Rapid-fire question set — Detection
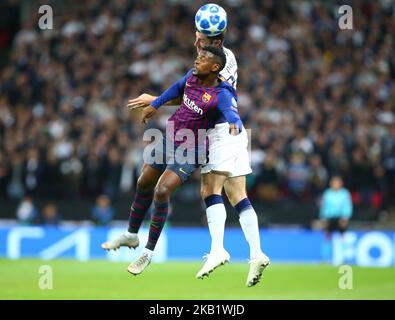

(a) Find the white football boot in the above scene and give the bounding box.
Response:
[101,232,139,251]
[196,249,230,279]
[246,253,270,287]
[127,249,153,275]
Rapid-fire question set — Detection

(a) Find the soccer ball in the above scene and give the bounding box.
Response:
[195,3,227,37]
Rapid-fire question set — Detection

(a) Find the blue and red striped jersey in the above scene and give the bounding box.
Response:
[151,69,242,149]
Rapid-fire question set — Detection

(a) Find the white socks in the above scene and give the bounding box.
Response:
[205,197,264,260]
[206,203,227,254]
[239,208,263,260]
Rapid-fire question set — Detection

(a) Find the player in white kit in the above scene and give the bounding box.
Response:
[193,31,269,287]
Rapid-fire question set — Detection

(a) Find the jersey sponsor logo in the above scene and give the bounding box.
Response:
[202,92,212,103]
[183,93,203,115]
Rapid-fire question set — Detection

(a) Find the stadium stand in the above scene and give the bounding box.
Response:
[0,0,394,226]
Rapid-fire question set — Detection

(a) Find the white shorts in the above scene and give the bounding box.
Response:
[201,123,252,178]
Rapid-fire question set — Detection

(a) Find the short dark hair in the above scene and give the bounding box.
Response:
[207,31,225,45]
[202,45,226,72]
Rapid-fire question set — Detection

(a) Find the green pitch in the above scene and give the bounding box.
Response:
[1,259,394,299]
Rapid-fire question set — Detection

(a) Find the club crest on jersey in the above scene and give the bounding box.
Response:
[202,92,212,103]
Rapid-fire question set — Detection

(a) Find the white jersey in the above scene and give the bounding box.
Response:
[201,45,252,177]
[220,47,238,89]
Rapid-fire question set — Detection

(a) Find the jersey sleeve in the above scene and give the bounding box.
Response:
[151,69,193,109]
[215,90,243,133]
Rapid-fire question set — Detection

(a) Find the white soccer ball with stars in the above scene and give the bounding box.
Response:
[195,3,227,37]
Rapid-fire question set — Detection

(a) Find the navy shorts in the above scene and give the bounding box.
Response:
[147,137,202,183]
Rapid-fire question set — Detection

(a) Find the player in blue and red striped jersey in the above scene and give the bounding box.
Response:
[101,46,242,275]
[123,7,269,287]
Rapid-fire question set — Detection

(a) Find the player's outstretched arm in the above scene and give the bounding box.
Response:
[127,69,193,111]
[127,94,183,110]
[127,93,157,110]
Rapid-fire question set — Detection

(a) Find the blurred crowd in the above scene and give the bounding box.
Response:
[1,0,395,220]
[16,193,114,226]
